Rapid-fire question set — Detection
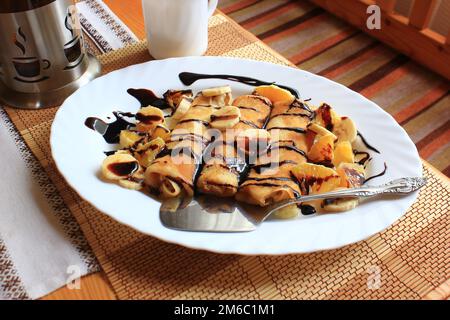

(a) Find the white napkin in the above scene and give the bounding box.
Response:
[0,110,98,299]
[0,0,137,300]
[77,0,139,52]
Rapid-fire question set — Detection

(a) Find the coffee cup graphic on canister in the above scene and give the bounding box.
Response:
[12,57,50,82]
[63,37,84,69]
[63,8,84,69]
[11,27,51,83]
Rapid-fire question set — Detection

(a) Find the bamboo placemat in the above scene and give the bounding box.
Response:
[4,14,449,300]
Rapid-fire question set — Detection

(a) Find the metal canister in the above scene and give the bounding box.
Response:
[0,0,101,109]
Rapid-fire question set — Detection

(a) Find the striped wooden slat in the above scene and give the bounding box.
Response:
[377,0,397,13]
[309,0,450,78]
[409,0,438,30]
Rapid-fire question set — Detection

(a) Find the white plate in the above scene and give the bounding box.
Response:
[51,56,422,255]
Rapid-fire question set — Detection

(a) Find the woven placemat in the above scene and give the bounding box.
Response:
[4,14,449,300]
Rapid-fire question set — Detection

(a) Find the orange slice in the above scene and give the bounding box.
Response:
[308,133,334,164]
[291,163,341,194]
[253,85,295,104]
[333,141,354,167]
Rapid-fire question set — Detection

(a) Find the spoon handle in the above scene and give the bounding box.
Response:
[257,177,427,221]
[297,177,427,203]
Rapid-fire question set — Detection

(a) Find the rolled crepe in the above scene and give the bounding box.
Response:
[236,99,314,206]
[144,92,231,198]
[196,95,272,197]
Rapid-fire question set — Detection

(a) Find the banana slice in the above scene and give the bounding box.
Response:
[136,123,153,133]
[202,86,232,97]
[136,106,164,130]
[119,130,144,149]
[151,124,171,141]
[134,137,165,167]
[322,197,359,212]
[307,123,337,140]
[210,105,241,130]
[308,133,335,165]
[333,117,357,142]
[314,103,341,131]
[114,149,132,155]
[171,97,192,120]
[266,188,293,205]
[163,89,193,108]
[160,196,184,213]
[118,179,142,190]
[160,178,182,198]
[216,92,233,107]
[164,117,178,130]
[118,171,145,190]
[273,204,299,219]
[102,153,139,180]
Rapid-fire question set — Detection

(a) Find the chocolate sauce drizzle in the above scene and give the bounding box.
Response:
[178,72,300,98]
[237,106,260,112]
[268,127,306,134]
[300,204,316,215]
[351,131,385,181]
[267,144,307,159]
[287,99,313,114]
[364,162,388,183]
[354,150,371,167]
[107,161,139,176]
[246,176,292,183]
[357,131,380,154]
[84,111,135,144]
[127,88,170,109]
[135,113,164,124]
[104,150,116,156]
[239,119,259,128]
[84,89,172,144]
[319,104,333,131]
[251,160,297,174]
[177,119,210,126]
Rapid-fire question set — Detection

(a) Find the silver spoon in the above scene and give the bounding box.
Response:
[159,177,426,233]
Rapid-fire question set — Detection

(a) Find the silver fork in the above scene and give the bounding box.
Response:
[159,177,426,233]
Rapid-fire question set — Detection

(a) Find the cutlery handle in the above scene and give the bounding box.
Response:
[298,177,427,203]
[260,177,427,221]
